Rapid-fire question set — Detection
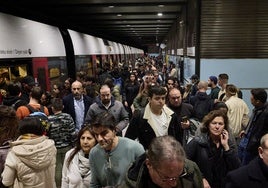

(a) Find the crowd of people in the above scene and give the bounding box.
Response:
[0,55,267,188]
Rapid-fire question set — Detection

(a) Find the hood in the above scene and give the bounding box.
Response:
[11,136,56,169]
[196,92,209,101]
[124,154,147,187]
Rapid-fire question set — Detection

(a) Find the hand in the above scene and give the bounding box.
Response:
[124,101,128,107]
[221,129,230,151]
[239,130,245,138]
[203,178,211,188]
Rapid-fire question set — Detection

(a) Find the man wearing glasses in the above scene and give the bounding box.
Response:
[119,135,203,188]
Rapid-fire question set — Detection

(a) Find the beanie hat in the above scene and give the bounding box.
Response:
[209,76,218,84]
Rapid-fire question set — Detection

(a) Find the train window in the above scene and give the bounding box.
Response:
[0,65,28,83]
[75,56,94,77]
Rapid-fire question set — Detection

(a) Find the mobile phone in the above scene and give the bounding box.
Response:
[182,116,188,123]
[221,131,225,139]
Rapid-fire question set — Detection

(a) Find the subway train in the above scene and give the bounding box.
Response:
[0,12,144,91]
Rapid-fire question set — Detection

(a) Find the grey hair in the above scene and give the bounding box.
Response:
[146,135,186,167]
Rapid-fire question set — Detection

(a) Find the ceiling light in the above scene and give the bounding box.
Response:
[158,5,165,7]
[117,14,122,17]
[108,6,114,8]
[157,13,163,16]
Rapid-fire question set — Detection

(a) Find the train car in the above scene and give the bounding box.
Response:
[0,12,144,93]
[68,29,144,79]
[0,12,67,92]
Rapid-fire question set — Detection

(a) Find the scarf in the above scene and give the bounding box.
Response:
[78,150,90,178]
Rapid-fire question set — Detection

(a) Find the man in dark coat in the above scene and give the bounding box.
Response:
[226,133,268,188]
[62,80,93,133]
[238,88,268,165]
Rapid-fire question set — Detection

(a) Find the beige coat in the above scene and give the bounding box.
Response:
[2,136,57,188]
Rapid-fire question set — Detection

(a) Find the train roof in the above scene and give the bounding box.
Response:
[0,0,186,50]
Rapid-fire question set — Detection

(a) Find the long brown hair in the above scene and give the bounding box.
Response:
[0,105,19,144]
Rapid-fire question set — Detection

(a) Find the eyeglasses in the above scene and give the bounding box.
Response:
[153,167,180,183]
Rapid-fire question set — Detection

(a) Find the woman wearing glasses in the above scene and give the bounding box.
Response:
[119,135,203,188]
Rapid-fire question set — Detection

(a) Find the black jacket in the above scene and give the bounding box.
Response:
[245,103,268,156]
[225,157,268,188]
[190,92,214,121]
[125,105,183,150]
[185,133,241,188]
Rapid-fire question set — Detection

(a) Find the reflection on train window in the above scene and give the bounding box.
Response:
[0,65,27,82]
[49,67,60,78]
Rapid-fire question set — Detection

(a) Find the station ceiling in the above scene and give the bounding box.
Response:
[1,0,187,50]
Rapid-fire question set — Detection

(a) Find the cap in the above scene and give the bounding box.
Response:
[190,74,199,80]
[209,76,218,84]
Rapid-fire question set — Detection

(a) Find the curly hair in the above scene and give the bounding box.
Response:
[200,110,229,133]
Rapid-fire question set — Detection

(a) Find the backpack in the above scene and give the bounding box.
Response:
[26,104,50,135]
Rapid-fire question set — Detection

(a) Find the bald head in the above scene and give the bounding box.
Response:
[197,81,208,91]
[168,88,182,107]
[72,80,83,100]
